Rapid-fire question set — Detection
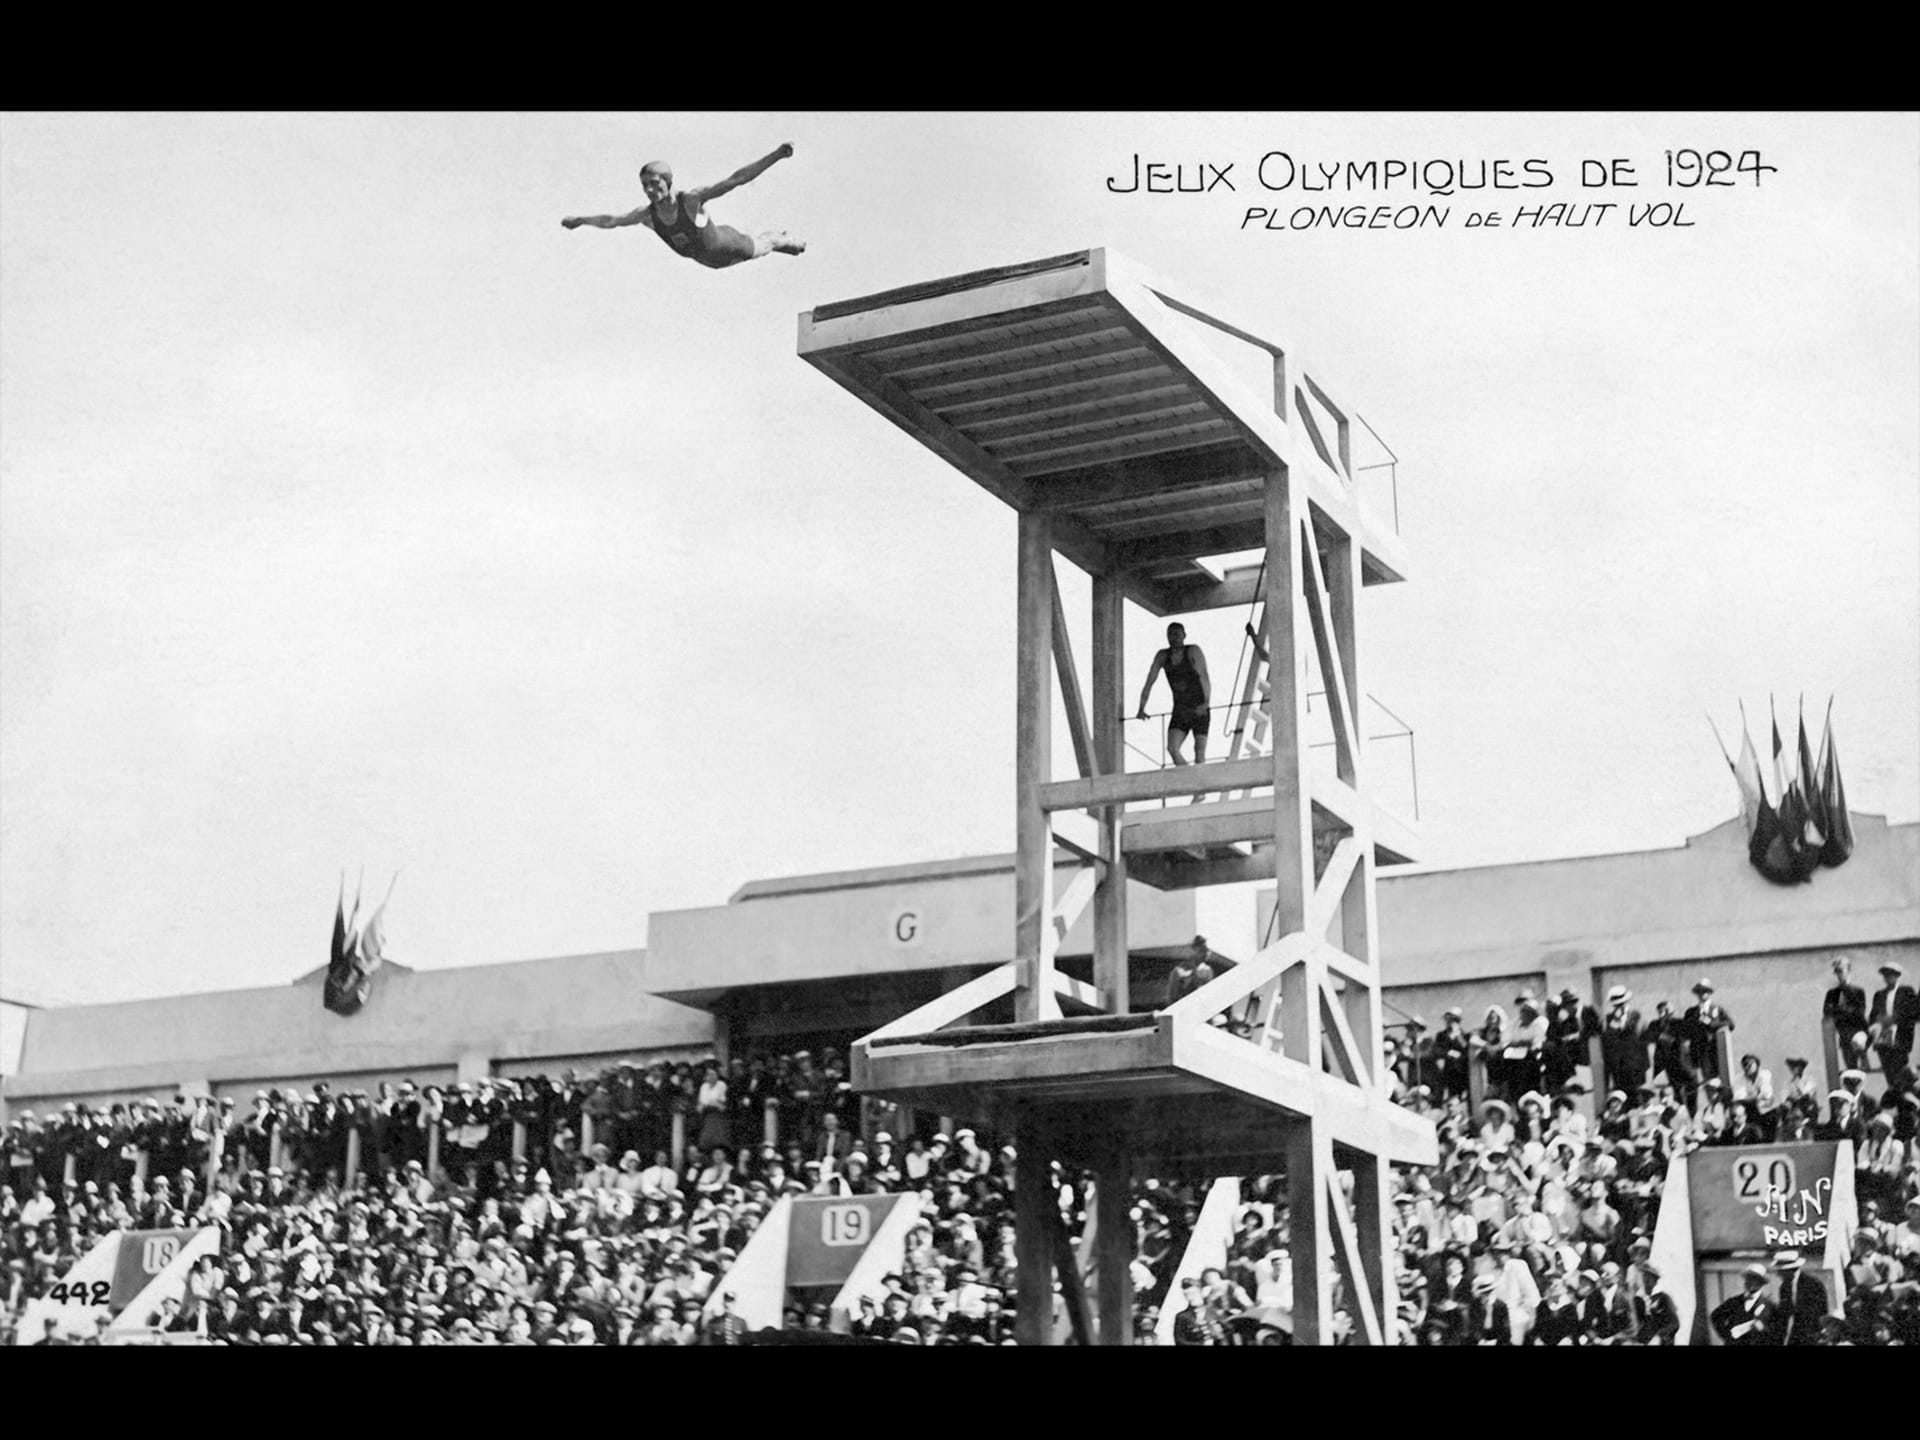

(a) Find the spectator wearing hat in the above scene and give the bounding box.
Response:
[1431,1009,1471,1100]
[1778,1057,1820,1141]
[1857,1112,1908,1210]
[1526,1272,1578,1347]
[1769,1249,1827,1346]
[1643,999,1694,1109]
[1488,1234,1540,1342]
[1597,986,1647,1094]
[1543,987,1596,1095]
[1466,1272,1510,1345]
[1634,1262,1680,1345]
[1867,961,1918,1085]
[1823,956,1871,1071]
[1507,996,1549,1100]
[1736,1053,1779,1137]
[1681,978,1735,1090]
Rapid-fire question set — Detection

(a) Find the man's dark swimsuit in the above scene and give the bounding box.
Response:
[1166,646,1209,736]
[650,195,758,270]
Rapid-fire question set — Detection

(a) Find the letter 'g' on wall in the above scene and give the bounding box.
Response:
[889,908,922,948]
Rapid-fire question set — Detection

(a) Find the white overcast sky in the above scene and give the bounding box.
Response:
[3,111,1916,1005]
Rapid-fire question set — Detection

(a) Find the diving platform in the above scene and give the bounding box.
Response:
[801,248,1434,1347]
[799,248,1408,617]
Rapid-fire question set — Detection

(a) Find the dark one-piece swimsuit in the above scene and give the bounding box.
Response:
[650,195,758,269]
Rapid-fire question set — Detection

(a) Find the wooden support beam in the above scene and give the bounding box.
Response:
[1092,1137,1133,1344]
[1091,572,1128,1015]
[1299,521,1359,783]
[832,354,1116,584]
[1028,442,1263,514]
[932,358,1176,423]
[1120,804,1270,854]
[860,963,1017,1045]
[1040,755,1272,811]
[1156,570,1264,614]
[1326,1166,1384,1346]
[1014,1112,1056,1347]
[1162,933,1311,1026]
[1048,1196,1095,1345]
[1050,570,1095,780]
[873,309,1127,382]
[1307,836,1360,941]
[1319,977,1368,1088]
[1016,513,1056,1024]
[1111,518,1268,571]
[1347,1149,1397,1344]
[1265,466,1316,977]
[1287,1123,1333,1346]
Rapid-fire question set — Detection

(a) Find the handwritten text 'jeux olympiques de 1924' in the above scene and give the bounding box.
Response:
[1105,150,1778,232]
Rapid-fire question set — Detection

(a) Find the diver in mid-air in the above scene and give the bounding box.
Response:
[562,144,806,268]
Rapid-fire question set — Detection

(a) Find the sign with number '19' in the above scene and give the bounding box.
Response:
[1687,1141,1842,1254]
[785,1195,897,1288]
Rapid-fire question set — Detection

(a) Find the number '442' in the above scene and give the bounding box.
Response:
[47,1280,113,1306]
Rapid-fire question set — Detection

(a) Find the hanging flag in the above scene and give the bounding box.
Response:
[1735,703,1767,836]
[1819,703,1854,868]
[1748,783,1803,886]
[1797,701,1827,848]
[1769,698,1789,808]
[1648,1146,1697,1344]
[324,871,369,1017]
[358,873,399,982]
[1708,715,1762,838]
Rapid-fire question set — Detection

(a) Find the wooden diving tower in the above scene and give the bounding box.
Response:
[798,248,1436,1345]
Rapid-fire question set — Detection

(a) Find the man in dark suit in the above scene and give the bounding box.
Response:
[1432,1008,1472,1100]
[1581,1261,1639,1345]
[1466,1274,1511,1345]
[1867,961,1918,1085]
[1768,1250,1828,1347]
[1636,1262,1681,1345]
[1823,956,1870,1071]
[1710,1263,1775,1346]
[1681,978,1736,1087]
[1646,1001,1695,1110]
[1598,985,1647,1094]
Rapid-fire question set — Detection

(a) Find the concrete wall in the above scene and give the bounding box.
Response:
[1364,814,1918,1085]
[6,950,714,1113]
[645,855,1217,1004]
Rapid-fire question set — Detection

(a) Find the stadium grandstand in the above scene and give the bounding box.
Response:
[5,813,1915,1345]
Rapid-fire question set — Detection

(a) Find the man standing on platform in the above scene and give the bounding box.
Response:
[1646,1001,1694,1110]
[1682,979,1735,1091]
[1597,986,1647,1096]
[1432,1008,1472,1101]
[1137,623,1213,769]
[1867,962,1918,1085]
[1824,956,1871,1072]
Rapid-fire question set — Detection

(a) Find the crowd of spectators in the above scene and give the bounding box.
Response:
[3,956,1915,1346]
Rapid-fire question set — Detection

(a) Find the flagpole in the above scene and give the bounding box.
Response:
[1705,714,1735,768]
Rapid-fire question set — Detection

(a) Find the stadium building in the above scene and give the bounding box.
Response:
[5,811,1914,1123]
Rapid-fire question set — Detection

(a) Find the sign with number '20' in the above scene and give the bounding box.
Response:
[1688,1142,1841,1254]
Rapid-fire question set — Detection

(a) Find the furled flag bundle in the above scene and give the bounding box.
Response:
[1709,697,1853,886]
[325,870,398,1016]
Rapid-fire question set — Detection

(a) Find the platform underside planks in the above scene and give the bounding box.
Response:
[798,249,1407,618]
[856,1010,1435,1168]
